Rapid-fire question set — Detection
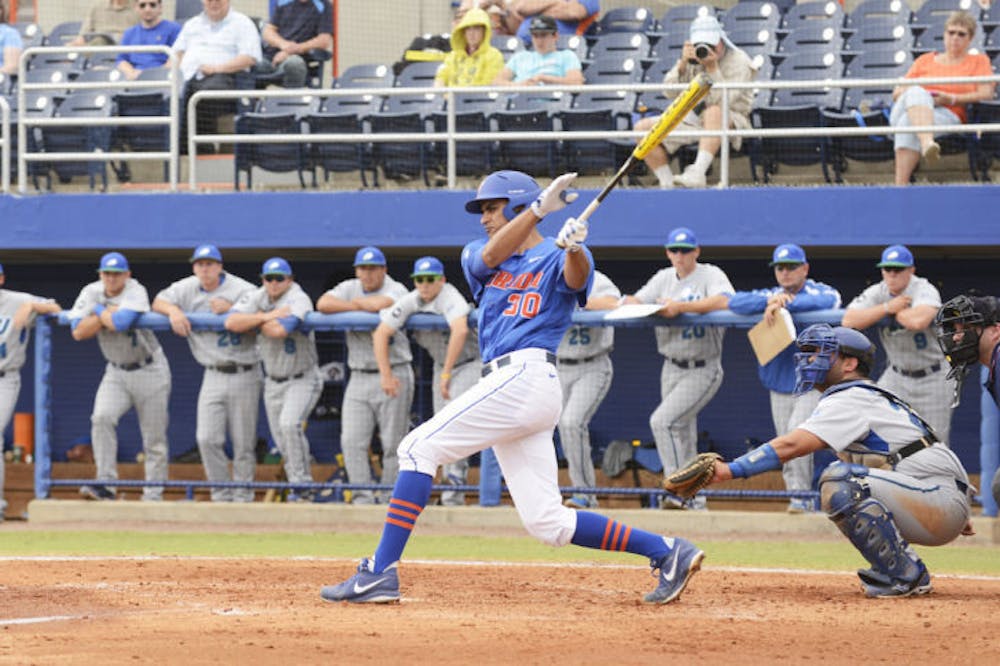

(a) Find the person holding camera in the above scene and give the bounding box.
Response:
[635,15,756,189]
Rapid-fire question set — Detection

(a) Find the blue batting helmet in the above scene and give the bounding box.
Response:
[464,170,541,221]
[794,324,875,394]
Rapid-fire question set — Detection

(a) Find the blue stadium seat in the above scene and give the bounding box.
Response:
[493,89,567,179]
[394,61,443,88]
[721,2,783,35]
[0,72,11,95]
[44,21,82,46]
[595,7,658,35]
[842,19,915,57]
[843,0,912,30]
[113,68,174,183]
[368,92,443,185]
[654,4,718,44]
[175,0,202,22]
[40,91,114,190]
[14,21,44,49]
[3,91,53,189]
[780,1,845,33]
[305,94,379,188]
[586,32,651,63]
[969,100,1000,181]
[555,34,589,63]
[643,49,681,81]
[726,23,780,58]
[336,63,394,89]
[776,23,845,56]
[560,88,636,174]
[911,0,977,29]
[234,94,320,190]
[430,91,506,177]
[491,34,523,61]
[582,55,643,85]
[913,16,987,56]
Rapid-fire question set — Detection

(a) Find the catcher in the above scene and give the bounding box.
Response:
[665,324,974,598]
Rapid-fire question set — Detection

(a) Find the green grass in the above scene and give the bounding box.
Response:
[2,531,998,576]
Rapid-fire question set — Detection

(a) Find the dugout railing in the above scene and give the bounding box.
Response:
[32,309,845,506]
[0,94,10,194]
[184,73,1000,190]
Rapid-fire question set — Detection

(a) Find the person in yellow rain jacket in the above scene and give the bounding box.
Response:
[435,7,505,87]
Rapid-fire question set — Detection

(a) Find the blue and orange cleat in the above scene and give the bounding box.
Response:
[320,558,400,604]
[643,537,705,604]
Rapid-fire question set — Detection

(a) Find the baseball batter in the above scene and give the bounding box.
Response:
[935,293,1000,513]
[698,324,973,597]
[0,263,62,518]
[225,258,321,498]
[727,244,842,513]
[623,227,734,510]
[68,252,172,501]
[842,245,953,444]
[321,170,704,605]
[557,269,620,510]
[316,247,412,505]
[374,256,481,506]
[153,245,260,502]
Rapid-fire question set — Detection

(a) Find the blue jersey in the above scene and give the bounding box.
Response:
[728,278,841,393]
[986,343,1000,407]
[461,237,593,363]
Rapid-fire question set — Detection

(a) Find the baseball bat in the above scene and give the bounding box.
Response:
[556,73,714,247]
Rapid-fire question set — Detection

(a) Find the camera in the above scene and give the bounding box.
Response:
[694,43,712,60]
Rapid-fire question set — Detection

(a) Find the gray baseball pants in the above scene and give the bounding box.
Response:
[197,367,262,502]
[264,370,322,487]
[434,361,481,506]
[770,390,820,496]
[557,354,613,504]
[0,373,20,514]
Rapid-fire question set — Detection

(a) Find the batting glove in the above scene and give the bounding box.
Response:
[530,172,579,218]
[556,216,589,251]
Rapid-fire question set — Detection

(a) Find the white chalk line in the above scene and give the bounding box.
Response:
[1,555,999,581]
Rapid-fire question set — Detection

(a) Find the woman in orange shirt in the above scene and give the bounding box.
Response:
[890,11,995,185]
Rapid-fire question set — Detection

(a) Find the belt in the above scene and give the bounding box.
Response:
[482,349,557,377]
[559,351,609,366]
[208,363,256,374]
[112,356,153,371]
[956,478,970,495]
[892,363,941,379]
[0,371,5,378]
[268,371,306,383]
[351,362,409,374]
[887,435,938,466]
[668,357,707,369]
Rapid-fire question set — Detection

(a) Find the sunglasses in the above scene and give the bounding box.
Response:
[881,266,907,273]
[263,274,288,282]
[667,247,695,254]
[774,264,803,272]
[413,275,440,284]
[137,1,159,7]
[946,29,970,38]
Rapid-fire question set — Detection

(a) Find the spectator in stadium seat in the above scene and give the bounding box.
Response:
[492,14,583,87]
[116,0,181,80]
[890,11,996,185]
[0,0,22,75]
[456,1,524,37]
[172,0,261,152]
[635,14,755,189]
[435,6,505,87]
[71,0,135,46]
[257,0,334,89]
[512,0,599,47]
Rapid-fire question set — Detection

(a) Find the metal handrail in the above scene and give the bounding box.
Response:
[187,73,1000,189]
[0,96,9,194]
[16,44,179,193]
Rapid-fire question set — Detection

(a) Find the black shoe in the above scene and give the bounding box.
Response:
[171,447,202,463]
[79,484,115,500]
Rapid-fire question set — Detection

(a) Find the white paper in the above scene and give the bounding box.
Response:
[603,303,663,321]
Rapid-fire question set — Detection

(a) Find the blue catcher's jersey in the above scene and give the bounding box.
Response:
[461,237,593,363]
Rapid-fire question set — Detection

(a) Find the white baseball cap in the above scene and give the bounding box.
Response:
[689,15,724,45]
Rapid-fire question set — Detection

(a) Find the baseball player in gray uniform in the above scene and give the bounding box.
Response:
[225,257,321,499]
[0,263,62,518]
[623,227,733,510]
[842,245,953,444]
[316,246,412,504]
[153,245,260,502]
[68,252,172,501]
[374,256,480,506]
[558,269,620,510]
[699,325,973,597]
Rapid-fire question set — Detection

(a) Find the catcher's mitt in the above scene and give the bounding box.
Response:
[662,453,722,499]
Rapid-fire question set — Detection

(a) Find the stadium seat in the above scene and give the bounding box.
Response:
[555,34,589,63]
[430,91,505,178]
[175,0,203,22]
[234,95,320,190]
[0,72,11,95]
[726,23,780,59]
[394,61,443,88]
[913,17,987,56]
[27,48,86,74]
[911,0,978,29]
[44,21,82,46]
[493,90,567,178]
[14,21,44,49]
[2,91,53,189]
[750,50,843,183]
[842,19,915,57]
[582,55,643,86]
[560,88,636,175]
[968,100,1000,181]
[776,23,845,56]
[304,94,379,188]
[657,4,718,42]
[21,65,77,103]
[39,90,114,191]
[780,0,845,33]
[491,34,523,60]
[586,32,651,63]
[336,63,394,89]
[113,68,174,183]
[368,92,443,185]
[720,2,783,35]
[843,0,912,30]
[595,7,658,35]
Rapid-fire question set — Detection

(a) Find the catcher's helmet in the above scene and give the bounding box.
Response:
[794,324,876,394]
[936,294,999,378]
[464,170,541,221]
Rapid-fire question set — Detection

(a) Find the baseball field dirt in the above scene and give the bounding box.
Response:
[3,557,1000,664]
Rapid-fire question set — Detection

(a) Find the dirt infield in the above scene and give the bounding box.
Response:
[2,558,999,664]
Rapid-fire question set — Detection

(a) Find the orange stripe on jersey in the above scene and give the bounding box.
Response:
[385,517,414,530]
[392,498,424,513]
[609,521,624,551]
[600,519,614,550]
[617,526,632,552]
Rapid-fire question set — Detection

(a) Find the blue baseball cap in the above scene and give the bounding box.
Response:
[98,252,129,273]
[261,257,292,276]
[411,256,444,278]
[665,227,698,249]
[0,263,4,274]
[769,243,807,266]
[190,244,223,263]
[353,246,386,267]
[876,244,914,268]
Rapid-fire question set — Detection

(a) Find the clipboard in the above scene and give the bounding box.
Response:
[747,308,796,366]
[603,303,662,321]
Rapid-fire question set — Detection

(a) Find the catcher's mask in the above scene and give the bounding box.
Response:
[794,324,875,394]
[936,294,998,380]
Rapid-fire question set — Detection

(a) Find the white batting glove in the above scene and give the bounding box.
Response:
[556,216,588,251]
[530,172,579,218]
